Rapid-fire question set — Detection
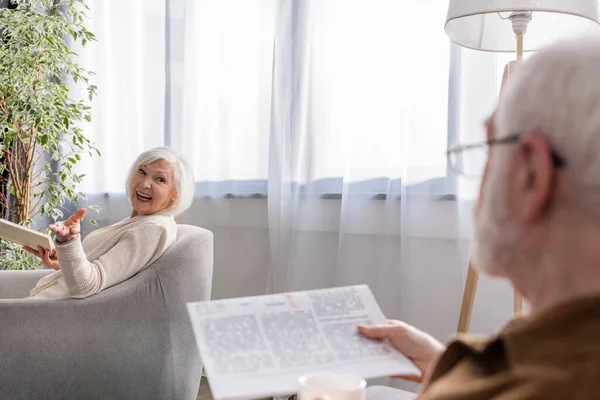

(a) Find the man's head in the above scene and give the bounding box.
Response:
[473,36,600,287]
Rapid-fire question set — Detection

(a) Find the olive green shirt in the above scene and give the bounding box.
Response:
[418,295,600,399]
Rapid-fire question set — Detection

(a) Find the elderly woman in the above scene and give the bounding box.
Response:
[23,146,194,299]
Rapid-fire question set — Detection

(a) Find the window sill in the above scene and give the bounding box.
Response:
[206,193,457,201]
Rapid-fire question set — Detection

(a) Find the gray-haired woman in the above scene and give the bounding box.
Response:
[23,146,195,299]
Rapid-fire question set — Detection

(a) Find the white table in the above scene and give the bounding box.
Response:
[366,386,416,400]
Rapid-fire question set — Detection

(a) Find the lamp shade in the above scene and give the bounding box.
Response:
[445,0,600,52]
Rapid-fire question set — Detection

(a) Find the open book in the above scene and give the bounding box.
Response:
[0,218,54,251]
[187,285,420,400]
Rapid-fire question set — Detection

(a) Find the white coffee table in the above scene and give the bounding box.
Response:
[366,386,416,400]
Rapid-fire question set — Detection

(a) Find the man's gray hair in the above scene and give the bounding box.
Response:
[496,35,600,209]
[125,147,195,217]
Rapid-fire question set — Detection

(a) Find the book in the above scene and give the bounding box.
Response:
[0,218,54,251]
[187,285,420,400]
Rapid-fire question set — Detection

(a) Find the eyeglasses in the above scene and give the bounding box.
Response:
[447,133,566,178]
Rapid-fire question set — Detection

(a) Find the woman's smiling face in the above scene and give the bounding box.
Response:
[129,159,177,217]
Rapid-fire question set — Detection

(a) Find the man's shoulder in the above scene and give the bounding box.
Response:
[419,343,584,400]
[420,314,600,400]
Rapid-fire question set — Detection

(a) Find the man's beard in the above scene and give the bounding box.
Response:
[472,163,520,277]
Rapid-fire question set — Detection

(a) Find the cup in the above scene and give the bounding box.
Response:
[298,373,366,400]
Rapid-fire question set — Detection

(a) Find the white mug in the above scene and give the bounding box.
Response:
[297,373,366,400]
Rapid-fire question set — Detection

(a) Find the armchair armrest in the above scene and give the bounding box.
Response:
[0,275,174,399]
[0,269,53,299]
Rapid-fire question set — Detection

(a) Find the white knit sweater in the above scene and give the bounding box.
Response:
[29,214,177,299]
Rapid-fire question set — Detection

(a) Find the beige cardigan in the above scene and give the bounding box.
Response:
[29,214,177,299]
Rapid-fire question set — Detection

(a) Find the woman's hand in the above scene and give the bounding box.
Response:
[23,245,60,271]
[49,208,86,244]
[359,320,446,383]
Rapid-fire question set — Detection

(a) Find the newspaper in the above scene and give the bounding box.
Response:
[187,285,420,400]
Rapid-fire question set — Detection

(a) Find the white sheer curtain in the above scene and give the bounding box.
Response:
[265,0,454,319]
[77,0,515,337]
[78,0,166,194]
[74,0,168,225]
[174,0,274,195]
[176,0,459,321]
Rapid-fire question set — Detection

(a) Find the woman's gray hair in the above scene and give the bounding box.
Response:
[125,147,195,217]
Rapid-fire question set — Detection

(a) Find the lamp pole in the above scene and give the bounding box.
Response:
[509,11,532,60]
[507,11,532,314]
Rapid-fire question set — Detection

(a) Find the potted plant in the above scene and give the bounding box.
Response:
[0,0,100,270]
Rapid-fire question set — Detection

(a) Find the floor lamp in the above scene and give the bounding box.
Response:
[444,0,600,333]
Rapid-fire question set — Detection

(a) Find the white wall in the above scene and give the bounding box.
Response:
[84,195,515,340]
[81,195,514,393]
[185,198,514,393]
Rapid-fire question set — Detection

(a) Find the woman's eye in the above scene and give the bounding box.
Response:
[138,169,146,175]
[156,177,165,183]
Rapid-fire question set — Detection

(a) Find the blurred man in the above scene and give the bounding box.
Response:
[361,36,600,399]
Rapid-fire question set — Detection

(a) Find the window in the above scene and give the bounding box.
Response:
[174,0,454,199]
[78,1,460,199]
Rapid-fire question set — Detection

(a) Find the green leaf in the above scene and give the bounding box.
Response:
[0,0,101,267]
[89,219,97,226]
